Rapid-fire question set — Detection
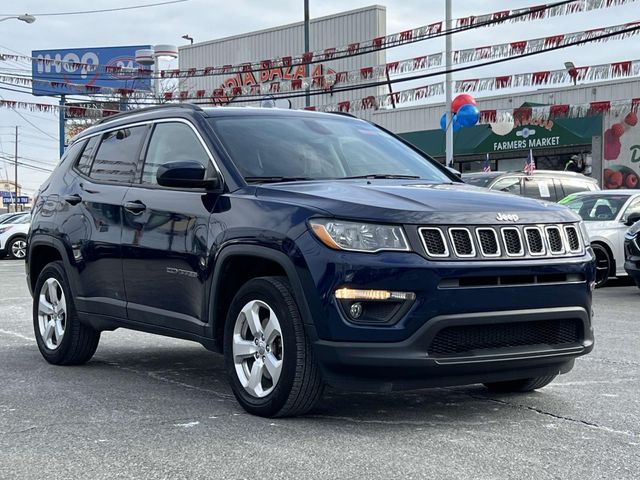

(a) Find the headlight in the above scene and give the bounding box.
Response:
[309,219,410,253]
[578,221,590,244]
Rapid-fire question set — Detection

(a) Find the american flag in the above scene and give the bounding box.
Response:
[482,153,491,172]
[524,149,536,175]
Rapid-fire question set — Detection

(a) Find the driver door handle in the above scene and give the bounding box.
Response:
[124,200,147,214]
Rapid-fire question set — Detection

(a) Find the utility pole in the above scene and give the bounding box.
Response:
[304,0,310,108]
[14,126,18,213]
[445,0,454,168]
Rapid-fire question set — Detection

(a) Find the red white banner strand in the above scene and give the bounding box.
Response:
[0,100,119,118]
[0,75,149,96]
[305,59,640,114]
[0,0,636,78]
[170,21,640,101]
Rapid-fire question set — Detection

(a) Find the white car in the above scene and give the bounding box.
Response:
[560,190,640,287]
[0,213,31,260]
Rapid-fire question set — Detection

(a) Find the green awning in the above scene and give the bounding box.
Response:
[399,115,602,159]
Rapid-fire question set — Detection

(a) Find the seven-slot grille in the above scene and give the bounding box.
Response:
[418,224,583,260]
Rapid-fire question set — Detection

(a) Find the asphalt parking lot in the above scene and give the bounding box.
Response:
[0,260,638,479]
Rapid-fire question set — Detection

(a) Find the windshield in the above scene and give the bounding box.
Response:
[208,115,451,183]
[561,194,630,221]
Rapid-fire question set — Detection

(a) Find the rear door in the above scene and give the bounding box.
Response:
[121,119,217,334]
[61,125,147,319]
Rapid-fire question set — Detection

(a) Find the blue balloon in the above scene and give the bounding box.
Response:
[452,114,462,132]
[457,103,480,127]
[440,113,447,130]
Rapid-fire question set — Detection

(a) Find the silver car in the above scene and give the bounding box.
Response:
[560,190,640,287]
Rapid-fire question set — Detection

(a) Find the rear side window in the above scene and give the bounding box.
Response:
[522,177,556,201]
[89,126,147,183]
[75,136,100,175]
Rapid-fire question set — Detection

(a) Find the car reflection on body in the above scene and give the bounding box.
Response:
[624,219,640,290]
[559,190,640,287]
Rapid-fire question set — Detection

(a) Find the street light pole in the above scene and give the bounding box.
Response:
[445,0,454,168]
[14,126,18,213]
[304,0,310,108]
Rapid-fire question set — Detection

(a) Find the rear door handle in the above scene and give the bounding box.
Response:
[124,201,147,214]
[63,194,82,206]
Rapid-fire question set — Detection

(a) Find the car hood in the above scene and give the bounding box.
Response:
[255,180,579,224]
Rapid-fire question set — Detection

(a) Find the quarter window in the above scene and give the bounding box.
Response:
[75,136,99,175]
[141,122,211,185]
[89,126,147,183]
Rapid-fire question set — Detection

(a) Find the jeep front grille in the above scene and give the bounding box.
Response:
[418,224,583,260]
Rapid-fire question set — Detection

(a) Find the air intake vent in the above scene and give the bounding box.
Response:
[502,228,524,256]
[564,226,581,252]
[449,228,475,257]
[476,228,500,256]
[419,228,448,257]
[525,227,545,255]
[546,227,564,253]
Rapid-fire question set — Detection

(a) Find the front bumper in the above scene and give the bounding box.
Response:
[311,306,593,391]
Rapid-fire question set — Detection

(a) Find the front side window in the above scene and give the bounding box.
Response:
[208,115,450,182]
[622,197,640,221]
[89,126,147,184]
[141,122,211,185]
[491,177,522,196]
[563,194,631,221]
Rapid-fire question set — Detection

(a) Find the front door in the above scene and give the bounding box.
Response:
[121,120,217,334]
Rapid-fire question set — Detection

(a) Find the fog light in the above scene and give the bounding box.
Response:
[334,288,416,301]
[349,302,363,319]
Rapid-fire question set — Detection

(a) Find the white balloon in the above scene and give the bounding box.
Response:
[490,119,514,136]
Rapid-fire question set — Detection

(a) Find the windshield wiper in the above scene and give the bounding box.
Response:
[342,174,421,180]
[244,176,315,184]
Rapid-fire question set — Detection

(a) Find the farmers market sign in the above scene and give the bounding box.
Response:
[483,122,585,153]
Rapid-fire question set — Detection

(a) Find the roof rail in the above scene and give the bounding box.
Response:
[327,111,357,119]
[94,103,204,125]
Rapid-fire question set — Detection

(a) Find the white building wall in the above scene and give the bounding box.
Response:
[179,6,386,110]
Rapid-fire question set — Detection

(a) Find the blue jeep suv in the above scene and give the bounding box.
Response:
[27,105,595,417]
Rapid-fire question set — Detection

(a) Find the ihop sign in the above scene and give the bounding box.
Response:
[31,45,152,96]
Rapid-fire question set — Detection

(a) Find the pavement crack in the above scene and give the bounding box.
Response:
[450,389,638,439]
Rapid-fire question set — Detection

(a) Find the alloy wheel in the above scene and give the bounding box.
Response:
[37,278,67,350]
[232,299,284,398]
[11,239,27,259]
[592,244,610,288]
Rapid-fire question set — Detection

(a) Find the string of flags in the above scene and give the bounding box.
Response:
[0,0,636,80]
[304,59,640,114]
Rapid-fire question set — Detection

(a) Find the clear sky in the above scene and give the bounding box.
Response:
[0,0,638,193]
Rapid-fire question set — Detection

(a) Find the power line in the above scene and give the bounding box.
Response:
[0,0,189,17]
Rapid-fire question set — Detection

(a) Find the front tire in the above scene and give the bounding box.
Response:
[33,261,100,365]
[483,375,557,393]
[224,276,323,418]
[591,243,611,288]
[7,236,27,260]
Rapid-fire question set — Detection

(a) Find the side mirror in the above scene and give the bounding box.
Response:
[624,212,640,227]
[156,161,222,191]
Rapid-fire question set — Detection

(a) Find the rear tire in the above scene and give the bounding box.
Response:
[33,261,100,365]
[591,243,611,288]
[483,375,557,393]
[7,236,27,260]
[224,276,323,418]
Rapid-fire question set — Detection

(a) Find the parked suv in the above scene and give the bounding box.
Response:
[462,170,599,202]
[28,105,595,417]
